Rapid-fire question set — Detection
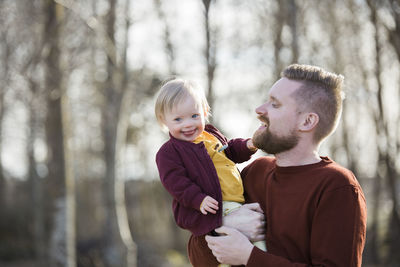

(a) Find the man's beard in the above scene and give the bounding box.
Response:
[253,116,299,154]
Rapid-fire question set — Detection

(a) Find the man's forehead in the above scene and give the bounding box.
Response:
[268,78,302,97]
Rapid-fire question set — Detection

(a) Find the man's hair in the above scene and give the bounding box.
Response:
[154,78,210,130]
[282,64,344,143]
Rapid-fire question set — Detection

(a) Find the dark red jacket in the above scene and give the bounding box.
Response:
[155,124,255,236]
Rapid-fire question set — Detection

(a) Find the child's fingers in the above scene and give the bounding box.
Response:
[207,196,218,204]
[200,206,207,215]
[205,205,217,214]
[200,196,219,215]
[208,201,219,210]
[206,202,219,214]
[210,198,218,205]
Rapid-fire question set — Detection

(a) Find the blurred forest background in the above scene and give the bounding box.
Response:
[0,0,399,266]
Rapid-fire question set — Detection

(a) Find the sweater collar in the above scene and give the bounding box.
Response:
[275,156,332,174]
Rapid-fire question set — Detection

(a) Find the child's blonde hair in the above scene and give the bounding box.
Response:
[155,78,210,130]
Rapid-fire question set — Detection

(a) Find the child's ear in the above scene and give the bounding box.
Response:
[299,112,319,132]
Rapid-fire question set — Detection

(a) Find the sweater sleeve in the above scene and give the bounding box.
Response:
[246,184,367,267]
[156,144,207,211]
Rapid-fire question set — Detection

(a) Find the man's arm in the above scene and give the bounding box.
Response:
[204,203,265,265]
[206,227,254,265]
[222,203,265,242]
[206,185,367,266]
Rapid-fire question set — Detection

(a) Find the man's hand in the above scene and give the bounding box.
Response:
[223,203,265,241]
[205,226,254,265]
[200,196,219,215]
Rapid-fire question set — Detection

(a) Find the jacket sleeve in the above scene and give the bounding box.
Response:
[205,124,255,163]
[156,144,207,211]
[247,184,367,267]
[225,138,255,163]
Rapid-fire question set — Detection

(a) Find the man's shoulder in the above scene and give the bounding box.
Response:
[318,158,360,189]
[242,156,276,175]
[251,156,276,166]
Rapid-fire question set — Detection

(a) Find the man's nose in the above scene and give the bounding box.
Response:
[255,103,267,115]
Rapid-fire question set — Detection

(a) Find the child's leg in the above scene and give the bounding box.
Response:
[188,234,220,267]
[253,240,267,251]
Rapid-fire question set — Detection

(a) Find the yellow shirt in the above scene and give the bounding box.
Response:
[194,131,245,203]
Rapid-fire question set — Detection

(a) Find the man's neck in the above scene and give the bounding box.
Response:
[274,143,321,167]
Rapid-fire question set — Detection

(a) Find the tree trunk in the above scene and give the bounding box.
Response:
[27,80,47,267]
[202,0,217,123]
[102,0,130,266]
[115,84,138,267]
[43,1,76,266]
[273,0,285,79]
[367,0,400,264]
[113,0,137,265]
[288,0,298,63]
[155,0,176,75]
[0,9,10,211]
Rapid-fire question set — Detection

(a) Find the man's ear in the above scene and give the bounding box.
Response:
[299,112,319,132]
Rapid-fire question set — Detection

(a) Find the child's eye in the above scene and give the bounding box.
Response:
[192,114,199,118]
[174,118,181,122]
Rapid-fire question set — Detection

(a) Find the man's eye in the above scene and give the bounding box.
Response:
[272,103,279,108]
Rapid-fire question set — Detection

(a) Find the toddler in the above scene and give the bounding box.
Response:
[155,78,266,266]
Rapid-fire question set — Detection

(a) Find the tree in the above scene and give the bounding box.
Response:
[367,0,400,264]
[101,0,137,266]
[154,0,177,75]
[42,0,76,266]
[0,0,9,213]
[202,0,218,123]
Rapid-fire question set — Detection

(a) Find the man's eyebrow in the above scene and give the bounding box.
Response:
[269,95,280,102]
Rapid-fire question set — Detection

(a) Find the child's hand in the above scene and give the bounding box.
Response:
[200,196,219,215]
[247,139,258,152]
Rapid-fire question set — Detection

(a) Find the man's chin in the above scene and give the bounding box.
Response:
[252,135,265,151]
[252,128,268,146]
[252,130,299,155]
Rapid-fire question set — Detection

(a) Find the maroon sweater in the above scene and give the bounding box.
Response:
[188,156,367,267]
[155,124,255,236]
[243,156,367,266]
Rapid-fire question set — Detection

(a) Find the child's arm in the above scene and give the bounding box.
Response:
[200,195,219,215]
[156,145,207,211]
[225,137,258,163]
[205,124,256,163]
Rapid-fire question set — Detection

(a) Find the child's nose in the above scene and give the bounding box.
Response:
[183,119,192,127]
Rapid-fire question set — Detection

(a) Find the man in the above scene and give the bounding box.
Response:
[192,64,367,266]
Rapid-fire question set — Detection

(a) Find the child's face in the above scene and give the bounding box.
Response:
[163,96,206,142]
